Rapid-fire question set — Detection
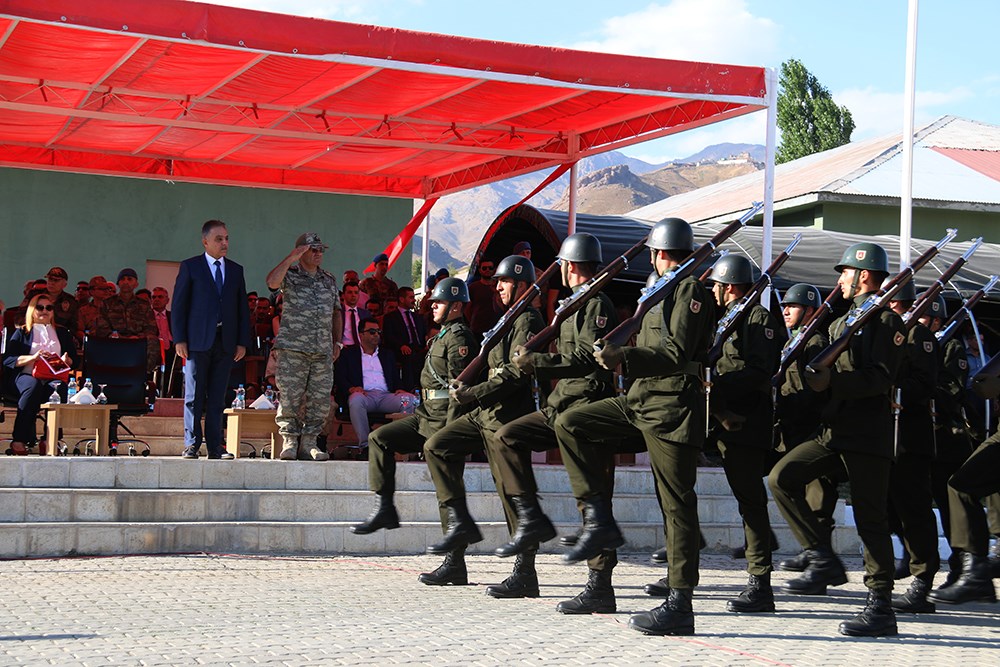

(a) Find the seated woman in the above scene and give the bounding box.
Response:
[2,293,79,454]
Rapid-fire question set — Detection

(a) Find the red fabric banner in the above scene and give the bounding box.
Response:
[364,197,439,274]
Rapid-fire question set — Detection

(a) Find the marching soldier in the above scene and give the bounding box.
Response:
[497,232,624,614]
[885,284,941,613]
[768,242,905,637]
[349,278,478,587]
[705,254,782,612]
[421,255,545,595]
[555,217,714,636]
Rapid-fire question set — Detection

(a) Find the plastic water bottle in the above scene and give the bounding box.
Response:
[264,385,275,405]
[67,377,78,402]
[232,384,246,410]
[412,389,422,409]
[84,378,93,393]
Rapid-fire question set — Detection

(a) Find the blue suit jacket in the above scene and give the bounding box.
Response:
[171,255,251,353]
[334,345,401,397]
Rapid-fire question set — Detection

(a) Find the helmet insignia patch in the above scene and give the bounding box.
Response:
[596,316,607,328]
[514,264,523,274]
[458,346,468,357]
[718,265,727,276]
[893,331,905,346]
[855,250,867,261]
[451,286,459,296]
[923,341,933,354]
[690,299,701,313]
[807,291,816,301]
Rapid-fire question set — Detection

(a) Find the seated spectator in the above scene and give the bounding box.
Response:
[44,266,79,333]
[75,281,90,303]
[94,268,159,373]
[334,317,414,452]
[77,275,111,340]
[342,270,368,309]
[366,297,383,324]
[253,296,274,341]
[2,294,79,454]
[135,288,152,303]
[383,294,399,318]
[247,291,258,313]
[383,286,426,392]
[360,253,399,304]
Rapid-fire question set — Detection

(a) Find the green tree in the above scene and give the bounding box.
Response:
[776,59,855,164]
[412,257,422,290]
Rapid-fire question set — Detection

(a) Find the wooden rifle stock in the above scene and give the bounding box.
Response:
[599,200,764,349]
[807,229,956,372]
[903,238,983,330]
[934,275,999,346]
[522,236,649,354]
[771,287,839,387]
[706,234,802,366]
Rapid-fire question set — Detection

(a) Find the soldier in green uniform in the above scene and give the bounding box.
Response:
[492,232,622,614]
[884,285,941,613]
[265,233,343,462]
[768,242,905,637]
[95,267,159,372]
[555,217,714,636]
[350,278,478,582]
[705,254,782,613]
[774,284,843,574]
[421,255,544,593]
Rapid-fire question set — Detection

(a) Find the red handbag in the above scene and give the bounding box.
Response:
[31,352,71,383]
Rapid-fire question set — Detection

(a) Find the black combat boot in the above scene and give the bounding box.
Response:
[559,527,582,547]
[893,546,911,580]
[778,549,811,572]
[562,496,624,564]
[495,495,557,557]
[838,589,898,637]
[784,547,848,595]
[892,576,936,613]
[651,547,668,564]
[417,548,469,586]
[349,494,400,534]
[989,540,1000,578]
[485,550,540,598]
[938,551,963,589]
[629,588,695,636]
[727,573,776,613]
[426,498,483,554]
[644,576,670,597]
[556,567,616,614]
[928,552,998,605]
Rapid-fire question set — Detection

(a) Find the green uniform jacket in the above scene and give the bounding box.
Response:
[712,302,782,449]
[935,337,972,462]
[777,327,828,450]
[415,317,479,439]
[822,293,905,459]
[896,323,938,458]
[533,289,617,424]
[467,307,544,431]
[620,275,714,445]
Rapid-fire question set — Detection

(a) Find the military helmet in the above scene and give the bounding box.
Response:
[429,277,470,303]
[893,279,917,302]
[647,217,694,252]
[781,283,822,308]
[707,254,754,285]
[834,242,889,273]
[558,233,602,263]
[917,291,948,319]
[494,255,536,282]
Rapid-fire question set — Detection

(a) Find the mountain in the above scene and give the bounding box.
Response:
[679,143,766,163]
[550,165,670,215]
[411,236,462,272]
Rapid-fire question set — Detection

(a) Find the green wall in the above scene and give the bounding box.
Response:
[0,168,413,307]
[800,200,1000,243]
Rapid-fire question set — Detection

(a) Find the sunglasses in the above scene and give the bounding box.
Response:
[363,328,381,335]
[35,304,54,312]
[480,266,495,272]
[309,245,325,253]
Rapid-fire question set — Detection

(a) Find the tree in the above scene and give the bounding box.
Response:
[776,59,855,164]
[412,257,422,290]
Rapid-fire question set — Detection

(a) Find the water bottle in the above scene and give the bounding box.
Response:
[412,389,422,409]
[264,385,275,405]
[232,384,246,410]
[84,377,93,393]
[67,377,78,402]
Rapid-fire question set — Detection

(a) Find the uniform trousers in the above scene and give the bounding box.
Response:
[718,440,773,576]
[367,413,425,498]
[555,396,701,590]
[275,349,333,438]
[769,434,895,592]
[887,451,940,581]
[947,433,1000,556]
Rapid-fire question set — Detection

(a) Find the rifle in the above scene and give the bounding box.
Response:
[706,233,802,366]
[806,229,956,373]
[520,235,649,354]
[772,287,839,387]
[934,275,999,346]
[598,200,764,349]
[454,259,561,385]
[903,238,983,329]
[699,249,728,282]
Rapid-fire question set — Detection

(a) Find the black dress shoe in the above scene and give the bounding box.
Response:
[182,447,199,459]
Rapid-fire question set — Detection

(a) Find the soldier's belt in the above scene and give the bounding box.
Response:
[425,389,450,401]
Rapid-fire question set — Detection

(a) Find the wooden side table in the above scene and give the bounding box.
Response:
[223,408,279,459]
[43,403,117,456]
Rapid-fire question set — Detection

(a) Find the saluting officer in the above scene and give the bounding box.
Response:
[349,278,478,578]
[495,232,623,614]
[774,284,843,574]
[706,254,782,613]
[421,255,545,595]
[885,283,941,613]
[768,242,905,637]
[555,217,714,636]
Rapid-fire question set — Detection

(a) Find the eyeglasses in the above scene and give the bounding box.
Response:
[363,328,381,335]
[480,266,495,272]
[35,304,54,312]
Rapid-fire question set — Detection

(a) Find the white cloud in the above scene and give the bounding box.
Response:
[836,85,975,139]
[572,0,780,67]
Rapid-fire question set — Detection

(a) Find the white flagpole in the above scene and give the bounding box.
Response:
[899,0,919,269]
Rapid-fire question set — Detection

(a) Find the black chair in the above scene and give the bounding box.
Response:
[82,336,151,456]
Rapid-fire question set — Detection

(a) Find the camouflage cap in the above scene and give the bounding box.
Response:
[295,232,328,250]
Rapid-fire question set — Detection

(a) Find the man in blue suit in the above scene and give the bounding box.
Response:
[172,219,251,460]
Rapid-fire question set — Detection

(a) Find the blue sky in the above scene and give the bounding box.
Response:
[209,0,999,163]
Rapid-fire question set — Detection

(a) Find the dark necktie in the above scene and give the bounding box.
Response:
[213,260,223,296]
[403,310,416,346]
[348,308,358,345]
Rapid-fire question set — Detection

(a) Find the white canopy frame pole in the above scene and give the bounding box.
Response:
[762,67,778,307]
[420,202,430,293]
[899,0,919,269]
[568,162,578,235]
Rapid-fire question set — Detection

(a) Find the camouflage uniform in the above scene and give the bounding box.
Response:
[52,291,79,332]
[359,275,399,304]
[274,264,340,441]
[94,296,159,371]
[77,302,102,339]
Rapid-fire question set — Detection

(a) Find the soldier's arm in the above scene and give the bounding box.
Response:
[467,309,542,407]
[621,278,709,377]
[713,306,780,399]
[535,298,612,380]
[446,327,478,422]
[939,338,968,401]
[828,310,903,398]
[899,327,939,403]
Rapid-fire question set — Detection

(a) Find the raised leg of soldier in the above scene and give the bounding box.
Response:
[274,349,308,460]
[297,354,332,461]
[768,437,849,595]
[887,451,940,612]
[718,441,775,612]
[350,415,425,535]
[555,397,634,563]
[423,414,486,554]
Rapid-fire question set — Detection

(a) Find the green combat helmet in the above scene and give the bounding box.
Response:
[893,279,917,302]
[430,277,470,303]
[707,254,754,285]
[495,255,536,283]
[558,233,602,263]
[834,242,889,273]
[647,217,694,252]
[781,283,822,309]
[916,291,948,319]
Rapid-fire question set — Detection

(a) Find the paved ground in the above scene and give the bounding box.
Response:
[0,552,997,666]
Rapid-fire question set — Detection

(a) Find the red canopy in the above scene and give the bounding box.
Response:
[0,0,768,199]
